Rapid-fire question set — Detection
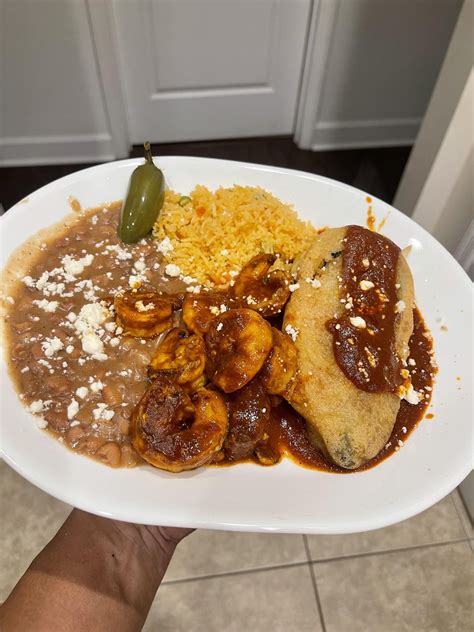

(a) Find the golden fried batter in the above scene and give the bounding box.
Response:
[284,226,414,469]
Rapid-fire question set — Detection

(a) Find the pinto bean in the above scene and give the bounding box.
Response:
[66,425,84,446]
[95,442,121,467]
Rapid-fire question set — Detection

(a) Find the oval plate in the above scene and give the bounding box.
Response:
[0,157,472,533]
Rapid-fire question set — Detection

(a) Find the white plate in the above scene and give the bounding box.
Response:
[1,157,472,534]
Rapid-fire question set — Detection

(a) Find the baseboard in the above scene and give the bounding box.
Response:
[0,134,116,166]
[311,118,420,151]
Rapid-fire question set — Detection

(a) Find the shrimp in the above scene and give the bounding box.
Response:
[232,254,292,317]
[149,327,206,389]
[182,293,235,335]
[223,379,270,460]
[259,327,298,395]
[205,308,273,393]
[131,375,228,472]
[114,289,173,337]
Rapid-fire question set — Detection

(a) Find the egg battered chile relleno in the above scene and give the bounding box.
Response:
[284,225,416,469]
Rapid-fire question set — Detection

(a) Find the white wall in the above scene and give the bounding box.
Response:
[0,0,117,165]
[296,0,463,150]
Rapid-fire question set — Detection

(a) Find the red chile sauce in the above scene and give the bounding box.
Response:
[327,225,402,393]
[217,308,435,473]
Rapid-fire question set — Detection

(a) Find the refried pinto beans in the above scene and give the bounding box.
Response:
[3,203,186,467]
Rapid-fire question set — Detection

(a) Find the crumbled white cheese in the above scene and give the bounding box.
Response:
[349,316,366,329]
[62,253,94,277]
[395,300,406,313]
[20,367,30,373]
[5,296,14,304]
[216,322,224,332]
[165,263,181,277]
[82,333,104,356]
[67,312,77,323]
[29,400,45,413]
[105,322,116,333]
[74,303,109,334]
[408,358,416,366]
[220,249,229,256]
[209,306,220,316]
[36,418,48,429]
[362,258,370,268]
[109,337,120,347]
[22,275,35,288]
[90,380,104,393]
[104,244,133,261]
[75,386,89,399]
[285,324,299,342]
[156,236,174,256]
[305,277,321,289]
[359,280,374,291]
[133,259,146,273]
[66,345,75,354]
[181,275,198,285]
[128,275,143,289]
[33,299,59,313]
[399,383,421,405]
[92,403,115,421]
[42,337,64,357]
[70,420,81,427]
[135,300,155,312]
[289,283,300,292]
[67,399,79,420]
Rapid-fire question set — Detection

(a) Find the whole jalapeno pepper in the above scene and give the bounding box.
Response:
[118,142,165,243]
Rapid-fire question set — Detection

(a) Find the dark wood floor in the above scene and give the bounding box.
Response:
[0,136,411,212]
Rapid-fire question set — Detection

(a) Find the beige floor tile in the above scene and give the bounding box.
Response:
[315,541,474,632]
[451,488,474,539]
[145,564,321,632]
[306,494,465,561]
[165,530,307,582]
[0,461,71,601]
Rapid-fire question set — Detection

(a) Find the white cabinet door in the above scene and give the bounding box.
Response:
[111,0,311,143]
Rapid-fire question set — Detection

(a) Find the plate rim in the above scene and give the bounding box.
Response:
[1,155,472,533]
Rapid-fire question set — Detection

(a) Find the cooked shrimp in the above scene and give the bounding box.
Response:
[224,379,270,460]
[232,254,291,317]
[149,327,206,387]
[131,375,228,472]
[114,289,173,337]
[205,308,273,393]
[182,293,235,335]
[259,327,298,395]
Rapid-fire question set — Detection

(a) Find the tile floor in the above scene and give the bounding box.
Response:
[1,460,472,631]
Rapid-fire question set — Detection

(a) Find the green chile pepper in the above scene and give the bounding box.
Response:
[118,142,165,243]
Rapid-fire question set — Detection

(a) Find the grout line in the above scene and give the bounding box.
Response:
[303,535,327,632]
[162,560,310,586]
[309,537,469,566]
[162,537,469,587]
[450,489,474,540]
